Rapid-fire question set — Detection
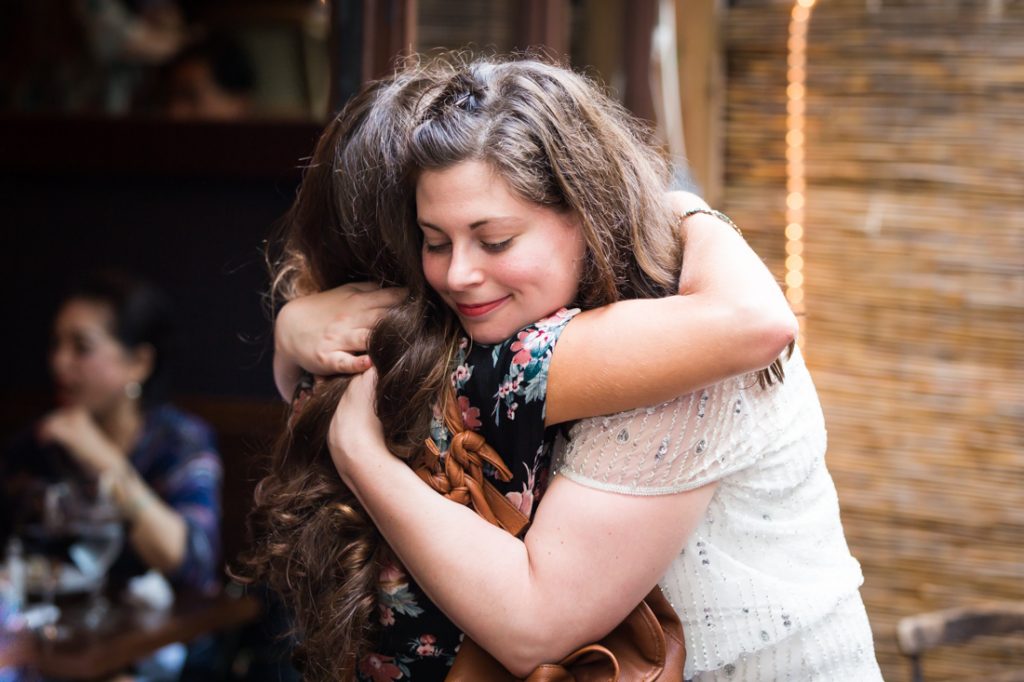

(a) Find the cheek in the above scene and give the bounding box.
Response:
[80,351,129,391]
[421,254,447,294]
[494,257,548,289]
[538,229,585,295]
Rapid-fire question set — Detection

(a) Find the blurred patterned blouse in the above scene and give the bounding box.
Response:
[1,404,222,595]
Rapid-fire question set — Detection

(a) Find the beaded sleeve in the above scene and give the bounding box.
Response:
[552,375,761,495]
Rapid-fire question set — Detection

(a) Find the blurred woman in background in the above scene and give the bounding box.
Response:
[1,270,221,597]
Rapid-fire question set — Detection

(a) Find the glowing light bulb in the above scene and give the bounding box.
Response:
[786,0,815,346]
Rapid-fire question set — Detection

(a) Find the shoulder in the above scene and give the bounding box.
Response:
[462,308,580,367]
[143,405,220,461]
[455,308,581,424]
[554,376,759,495]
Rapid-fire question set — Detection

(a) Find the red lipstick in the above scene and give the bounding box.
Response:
[456,296,510,318]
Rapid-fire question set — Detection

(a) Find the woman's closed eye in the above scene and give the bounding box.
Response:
[481,237,514,253]
[423,237,514,254]
[424,241,451,254]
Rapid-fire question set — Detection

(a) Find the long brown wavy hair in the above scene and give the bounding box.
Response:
[236,67,447,680]
[240,54,787,680]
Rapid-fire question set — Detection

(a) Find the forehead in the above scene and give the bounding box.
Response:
[54,298,115,336]
[414,161,537,221]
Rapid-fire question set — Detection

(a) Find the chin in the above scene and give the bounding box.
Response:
[460,319,522,345]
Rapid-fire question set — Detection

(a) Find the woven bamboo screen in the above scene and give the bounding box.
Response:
[722,1,1024,679]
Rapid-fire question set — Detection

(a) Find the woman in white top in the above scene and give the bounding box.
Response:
[555,348,873,679]
[276,57,882,680]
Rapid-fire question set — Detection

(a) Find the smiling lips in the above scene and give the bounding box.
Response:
[455,296,511,318]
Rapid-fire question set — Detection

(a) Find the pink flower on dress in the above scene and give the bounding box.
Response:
[510,328,550,366]
[506,462,537,516]
[415,634,438,657]
[379,561,406,590]
[379,561,405,583]
[511,346,533,368]
[378,604,395,627]
[536,307,575,328]
[359,653,404,682]
[458,396,481,429]
[506,402,519,420]
[380,557,403,577]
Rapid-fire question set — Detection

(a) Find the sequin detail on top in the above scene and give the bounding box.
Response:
[552,376,755,496]
[550,347,881,680]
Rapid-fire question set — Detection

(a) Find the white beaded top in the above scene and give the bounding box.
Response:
[552,347,874,677]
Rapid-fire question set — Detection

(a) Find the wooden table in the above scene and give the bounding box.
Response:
[1,592,261,679]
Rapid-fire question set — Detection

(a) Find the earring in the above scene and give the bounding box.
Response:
[125,381,142,400]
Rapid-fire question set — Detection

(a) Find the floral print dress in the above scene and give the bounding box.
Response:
[358,308,579,682]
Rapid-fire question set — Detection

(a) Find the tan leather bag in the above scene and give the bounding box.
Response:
[412,388,686,682]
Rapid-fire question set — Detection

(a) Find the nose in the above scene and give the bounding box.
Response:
[50,342,73,382]
[446,244,485,292]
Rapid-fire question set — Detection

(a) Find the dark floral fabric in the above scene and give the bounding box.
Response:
[358,308,579,681]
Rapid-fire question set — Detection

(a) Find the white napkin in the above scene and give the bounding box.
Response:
[123,569,175,610]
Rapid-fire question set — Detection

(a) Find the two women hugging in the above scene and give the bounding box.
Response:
[238,56,882,682]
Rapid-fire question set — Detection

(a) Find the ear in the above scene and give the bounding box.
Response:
[127,343,156,385]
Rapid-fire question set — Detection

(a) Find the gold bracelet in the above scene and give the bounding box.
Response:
[122,487,156,523]
[104,462,154,523]
[679,208,743,236]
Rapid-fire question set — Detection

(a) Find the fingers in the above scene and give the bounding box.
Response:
[321,350,373,375]
[330,282,408,305]
[339,281,384,293]
[322,325,372,353]
[357,286,409,309]
[344,306,391,331]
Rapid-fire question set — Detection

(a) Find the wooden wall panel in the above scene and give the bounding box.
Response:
[724,1,1024,678]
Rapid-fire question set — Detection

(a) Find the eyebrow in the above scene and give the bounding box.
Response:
[418,216,518,231]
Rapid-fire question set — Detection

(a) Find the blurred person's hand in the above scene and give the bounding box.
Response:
[38,407,121,476]
[273,282,407,398]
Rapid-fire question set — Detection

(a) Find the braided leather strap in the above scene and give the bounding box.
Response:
[412,386,530,536]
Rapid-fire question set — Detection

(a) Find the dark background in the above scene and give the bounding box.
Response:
[0,121,322,416]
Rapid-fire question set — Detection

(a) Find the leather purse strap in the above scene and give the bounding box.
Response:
[411,386,530,536]
[526,644,620,681]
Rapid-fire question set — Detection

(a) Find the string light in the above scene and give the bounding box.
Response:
[786,0,817,345]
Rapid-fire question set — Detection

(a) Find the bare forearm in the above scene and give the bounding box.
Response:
[273,349,303,402]
[110,467,187,573]
[341,452,566,675]
[129,496,188,573]
[342,450,710,675]
[547,211,796,425]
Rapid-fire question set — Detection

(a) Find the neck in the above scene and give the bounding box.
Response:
[96,398,145,457]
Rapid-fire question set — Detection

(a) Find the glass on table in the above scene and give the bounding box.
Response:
[67,478,125,632]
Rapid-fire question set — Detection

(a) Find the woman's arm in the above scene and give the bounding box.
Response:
[545,195,796,425]
[108,464,190,574]
[38,408,189,574]
[331,371,715,676]
[273,283,408,399]
[273,197,795,417]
